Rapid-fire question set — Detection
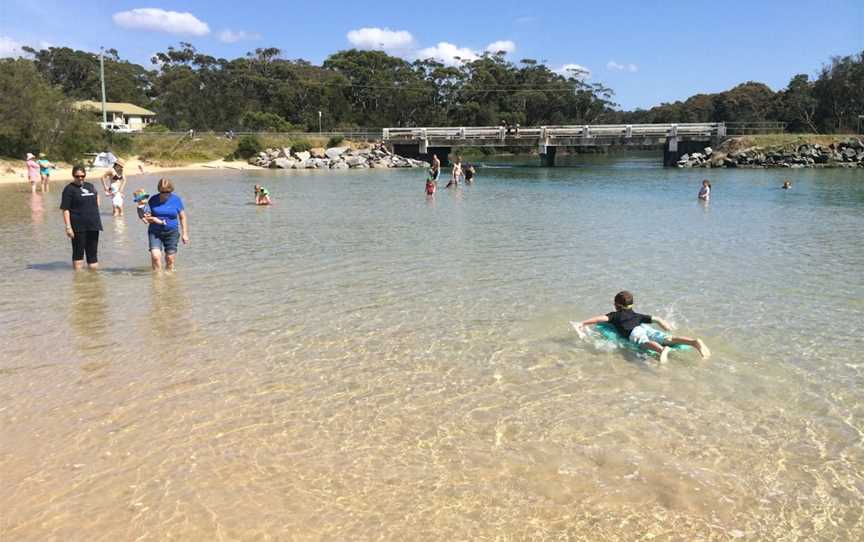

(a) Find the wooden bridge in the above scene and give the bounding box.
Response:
[383,123,728,166]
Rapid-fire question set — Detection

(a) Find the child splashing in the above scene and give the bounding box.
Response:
[573,290,711,363]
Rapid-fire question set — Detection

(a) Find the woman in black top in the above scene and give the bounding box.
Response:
[60,165,103,270]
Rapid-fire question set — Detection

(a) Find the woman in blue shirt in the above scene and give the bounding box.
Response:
[143,178,189,271]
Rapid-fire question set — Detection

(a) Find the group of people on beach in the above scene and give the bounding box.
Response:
[39,151,800,363]
[425,154,477,195]
[58,159,189,272]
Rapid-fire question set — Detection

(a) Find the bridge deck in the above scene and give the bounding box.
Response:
[384,123,725,148]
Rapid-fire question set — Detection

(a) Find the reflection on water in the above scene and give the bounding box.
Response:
[70,271,110,350]
[148,272,196,342]
[29,193,44,224]
[0,155,863,540]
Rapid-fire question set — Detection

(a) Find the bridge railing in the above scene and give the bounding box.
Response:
[724,122,786,135]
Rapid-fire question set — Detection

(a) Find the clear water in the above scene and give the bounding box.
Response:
[1,153,863,540]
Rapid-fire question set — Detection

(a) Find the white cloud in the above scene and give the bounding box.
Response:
[555,63,591,79]
[346,27,415,53]
[0,36,25,57]
[112,8,210,36]
[219,29,260,43]
[416,42,479,66]
[485,40,516,54]
[344,29,513,65]
[607,60,638,72]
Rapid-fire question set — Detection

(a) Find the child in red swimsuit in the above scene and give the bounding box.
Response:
[425,175,437,195]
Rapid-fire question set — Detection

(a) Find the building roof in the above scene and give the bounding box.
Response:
[74,100,156,116]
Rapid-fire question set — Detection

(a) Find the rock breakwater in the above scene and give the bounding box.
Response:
[249,143,429,170]
[677,138,864,168]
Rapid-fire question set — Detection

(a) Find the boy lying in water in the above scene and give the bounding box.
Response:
[574,290,711,362]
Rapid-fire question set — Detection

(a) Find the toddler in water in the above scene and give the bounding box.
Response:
[254,184,272,205]
[133,189,165,225]
[425,174,437,196]
[698,179,711,201]
[573,291,711,363]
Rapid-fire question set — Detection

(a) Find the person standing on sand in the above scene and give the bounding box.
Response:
[60,165,103,270]
[25,153,40,193]
[37,153,55,193]
[144,178,189,271]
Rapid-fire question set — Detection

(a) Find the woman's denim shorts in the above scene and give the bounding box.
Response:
[148,228,180,255]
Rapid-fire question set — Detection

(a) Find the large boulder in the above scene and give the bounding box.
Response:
[294,151,311,162]
[277,147,292,158]
[310,147,326,159]
[346,155,367,167]
[274,157,295,169]
[330,160,349,170]
[325,146,349,160]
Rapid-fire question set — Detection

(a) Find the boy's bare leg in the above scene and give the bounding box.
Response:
[667,336,711,359]
[644,340,671,362]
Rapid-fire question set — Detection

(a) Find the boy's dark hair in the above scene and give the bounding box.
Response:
[614,291,634,309]
[71,164,86,176]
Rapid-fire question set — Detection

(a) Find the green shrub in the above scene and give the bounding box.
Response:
[291,139,312,153]
[239,111,295,132]
[234,135,262,158]
[105,132,134,154]
[143,123,170,133]
[326,135,344,148]
[54,112,105,162]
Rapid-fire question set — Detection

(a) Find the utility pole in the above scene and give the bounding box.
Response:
[99,47,107,125]
[318,111,322,133]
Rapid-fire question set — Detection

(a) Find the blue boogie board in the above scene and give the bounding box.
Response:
[573,322,691,357]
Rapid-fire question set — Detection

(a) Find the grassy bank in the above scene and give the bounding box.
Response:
[719,134,860,153]
[130,133,338,166]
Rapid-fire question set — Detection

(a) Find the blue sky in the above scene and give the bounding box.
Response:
[1,0,862,110]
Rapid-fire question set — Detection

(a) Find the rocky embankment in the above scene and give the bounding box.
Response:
[249,143,429,170]
[677,137,864,169]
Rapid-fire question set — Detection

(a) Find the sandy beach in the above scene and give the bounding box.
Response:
[0,156,264,186]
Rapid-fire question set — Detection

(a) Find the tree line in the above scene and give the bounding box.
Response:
[1,44,862,160]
